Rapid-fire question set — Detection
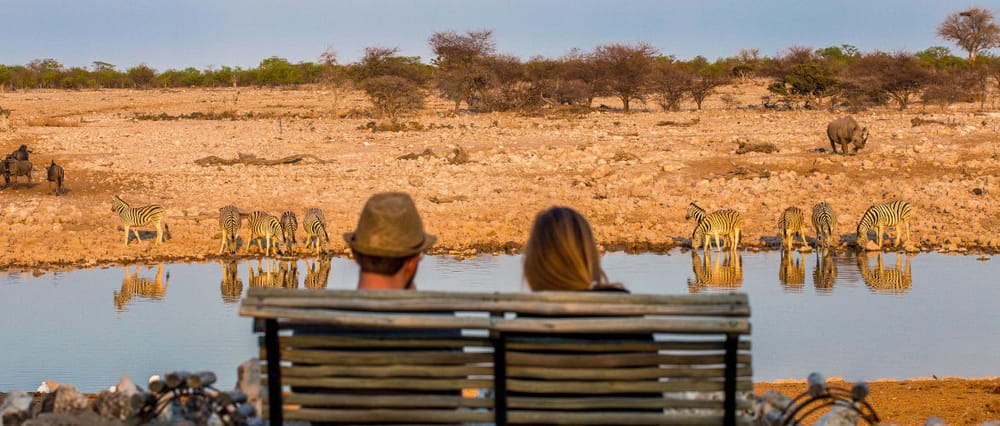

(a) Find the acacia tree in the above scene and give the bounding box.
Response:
[684,57,730,110]
[938,7,1000,61]
[591,42,658,112]
[428,29,496,111]
[847,52,929,111]
[651,58,691,111]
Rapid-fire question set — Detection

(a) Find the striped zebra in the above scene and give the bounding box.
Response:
[218,205,241,255]
[684,202,707,222]
[856,200,912,250]
[114,263,168,311]
[111,195,168,246]
[278,261,299,289]
[687,250,743,293]
[777,206,805,250]
[280,210,298,254]
[245,211,286,257]
[219,260,243,304]
[857,252,912,294]
[304,257,331,289]
[691,209,742,251]
[302,207,330,255]
[811,202,838,249]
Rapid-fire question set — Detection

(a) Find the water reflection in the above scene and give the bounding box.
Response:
[858,252,913,294]
[779,250,806,292]
[114,263,168,311]
[245,259,276,288]
[304,257,331,289]
[687,250,743,292]
[812,249,837,293]
[219,260,243,304]
[278,261,298,289]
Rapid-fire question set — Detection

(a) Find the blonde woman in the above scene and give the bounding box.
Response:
[523,206,626,292]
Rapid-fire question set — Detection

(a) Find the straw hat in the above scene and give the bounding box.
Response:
[343,192,436,257]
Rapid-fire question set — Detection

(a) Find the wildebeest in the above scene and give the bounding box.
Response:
[47,160,65,195]
[9,144,30,161]
[3,155,32,186]
[826,116,869,155]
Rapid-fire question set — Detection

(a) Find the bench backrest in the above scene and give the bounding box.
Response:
[240,288,752,425]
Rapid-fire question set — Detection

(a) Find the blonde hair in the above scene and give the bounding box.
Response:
[523,206,609,291]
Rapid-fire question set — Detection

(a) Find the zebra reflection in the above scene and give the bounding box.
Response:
[114,263,168,311]
[779,250,806,292]
[812,249,837,292]
[857,252,913,294]
[220,260,243,303]
[687,249,743,293]
[304,257,332,289]
[278,260,299,289]
[248,259,280,288]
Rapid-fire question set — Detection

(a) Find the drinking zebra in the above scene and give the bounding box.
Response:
[111,195,168,246]
[280,210,298,254]
[245,210,286,257]
[684,202,707,222]
[811,202,838,249]
[777,206,805,250]
[218,205,241,255]
[691,209,743,251]
[302,207,330,255]
[856,200,912,250]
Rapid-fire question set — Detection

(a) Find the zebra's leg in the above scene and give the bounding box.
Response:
[219,233,227,255]
[123,225,132,246]
[155,222,163,244]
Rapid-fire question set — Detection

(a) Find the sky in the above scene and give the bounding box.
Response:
[2,0,999,71]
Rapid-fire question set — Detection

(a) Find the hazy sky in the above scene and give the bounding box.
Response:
[3,0,998,71]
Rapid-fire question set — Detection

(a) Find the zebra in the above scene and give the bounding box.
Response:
[778,250,805,291]
[302,207,330,255]
[684,202,707,222]
[857,252,912,294]
[777,206,805,250]
[811,202,838,249]
[278,261,299,289]
[687,250,743,293]
[280,210,298,254]
[245,210,286,257]
[111,195,168,246]
[691,209,742,251]
[46,160,64,195]
[114,263,168,311]
[218,205,241,255]
[856,200,912,250]
[219,260,243,304]
[304,257,331,289]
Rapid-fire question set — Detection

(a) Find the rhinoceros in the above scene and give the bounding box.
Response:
[826,116,869,155]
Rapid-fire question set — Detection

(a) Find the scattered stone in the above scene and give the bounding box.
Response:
[236,359,262,418]
[1,390,33,425]
[52,385,88,414]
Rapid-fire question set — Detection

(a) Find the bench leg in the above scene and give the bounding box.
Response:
[265,319,283,426]
[493,332,507,426]
[724,333,738,426]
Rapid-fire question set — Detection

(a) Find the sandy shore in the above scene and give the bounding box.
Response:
[1,84,998,271]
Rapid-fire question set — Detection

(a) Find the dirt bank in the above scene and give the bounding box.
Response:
[2,85,998,271]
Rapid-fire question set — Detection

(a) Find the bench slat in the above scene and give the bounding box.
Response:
[278,334,491,349]
[283,408,493,423]
[507,396,754,410]
[507,351,752,367]
[506,378,753,394]
[280,393,494,408]
[275,349,493,365]
[243,296,749,316]
[494,317,750,334]
[506,338,751,352]
[282,364,494,378]
[508,365,752,380]
[508,410,754,425]
[279,376,492,391]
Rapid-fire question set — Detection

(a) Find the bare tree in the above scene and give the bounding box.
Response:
[428,30,496,111]
[937,7,1000,61]
[591,42,658,112]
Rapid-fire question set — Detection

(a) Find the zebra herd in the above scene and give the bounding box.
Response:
[218,205,330,256]
[687,199,913,252]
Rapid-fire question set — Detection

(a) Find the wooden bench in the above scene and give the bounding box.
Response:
[239,288,753,425]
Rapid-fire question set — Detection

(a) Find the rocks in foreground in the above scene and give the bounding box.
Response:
[0,360,262,425]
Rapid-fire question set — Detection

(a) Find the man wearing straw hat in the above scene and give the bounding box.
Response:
[343,192,437,290]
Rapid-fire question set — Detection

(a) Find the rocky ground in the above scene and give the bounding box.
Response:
[2,84,999,421]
